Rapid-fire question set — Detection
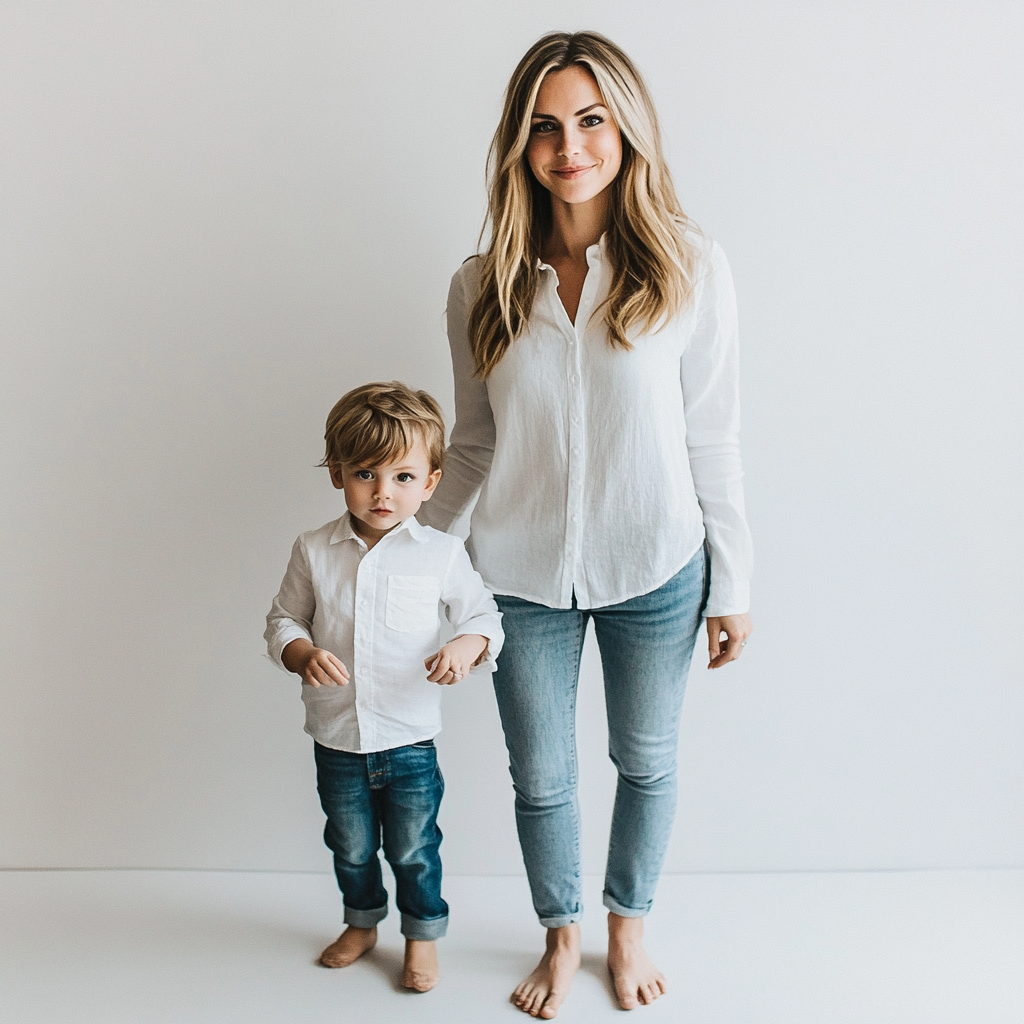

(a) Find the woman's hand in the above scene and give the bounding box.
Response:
[706,614,752,669]
[425,634,489,685]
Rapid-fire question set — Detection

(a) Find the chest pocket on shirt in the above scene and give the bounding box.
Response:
[386,575,442,633]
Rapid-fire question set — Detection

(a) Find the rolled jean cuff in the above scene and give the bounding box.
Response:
[344,903,388,928]
[602,891,650,918]
[401,913,448,940]
[538,910,583,929]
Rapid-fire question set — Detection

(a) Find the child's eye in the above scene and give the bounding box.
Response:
[356,470,374,480]
[396,473,413,483]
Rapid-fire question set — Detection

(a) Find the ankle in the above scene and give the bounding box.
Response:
[608,912,645,942]
[547,923,580,943]
[405,938,436,951]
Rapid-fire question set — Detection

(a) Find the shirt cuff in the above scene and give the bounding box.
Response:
[267,627,313,671]
[455,619,504,673]
[703,579,750,618]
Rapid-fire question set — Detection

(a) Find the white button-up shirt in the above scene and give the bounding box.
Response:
[418,234,752,616]
[265,513,504,754]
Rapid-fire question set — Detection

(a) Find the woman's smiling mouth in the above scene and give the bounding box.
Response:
[551,164,595,179]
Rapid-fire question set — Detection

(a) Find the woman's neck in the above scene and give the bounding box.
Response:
[544,190,611,264]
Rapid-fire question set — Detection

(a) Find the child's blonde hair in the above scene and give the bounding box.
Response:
[321,382,446,472]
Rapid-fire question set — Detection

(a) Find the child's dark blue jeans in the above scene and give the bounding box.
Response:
[313,739,448,940]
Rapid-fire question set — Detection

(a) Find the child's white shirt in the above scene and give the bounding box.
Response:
[265,512,504,754]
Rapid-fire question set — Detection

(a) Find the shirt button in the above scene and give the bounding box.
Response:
[571,514,579,522]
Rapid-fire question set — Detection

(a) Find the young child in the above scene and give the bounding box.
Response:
[265,381,503,992]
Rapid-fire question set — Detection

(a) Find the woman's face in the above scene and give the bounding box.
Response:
[526,65,622,208]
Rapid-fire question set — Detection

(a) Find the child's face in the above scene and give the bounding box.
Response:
[329,436,442,545]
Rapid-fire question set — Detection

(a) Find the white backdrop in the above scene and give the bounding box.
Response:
[1,1,1021,875]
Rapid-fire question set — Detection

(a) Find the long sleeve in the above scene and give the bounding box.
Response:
[681,240,753,616]
[264,536,316,669]
[440,538,505,673]
[418,262,496,533]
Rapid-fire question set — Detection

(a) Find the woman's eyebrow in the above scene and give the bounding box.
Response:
[531,102,607,120]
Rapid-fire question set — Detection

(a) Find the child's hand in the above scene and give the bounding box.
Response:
[424,634,488,685]
[282,638,350,687]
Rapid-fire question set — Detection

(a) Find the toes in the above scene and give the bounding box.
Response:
[613,978,636,1009]
[512,983,530,1007]
[403,974,435,993]
[514,987,535,1015]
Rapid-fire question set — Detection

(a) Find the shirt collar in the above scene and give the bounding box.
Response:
[329,512,429,546]
[537,232,606,271]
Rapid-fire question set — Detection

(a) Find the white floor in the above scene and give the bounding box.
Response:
[1,869,1021,1023]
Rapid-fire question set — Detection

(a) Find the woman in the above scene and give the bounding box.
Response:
[420,31,753,1018]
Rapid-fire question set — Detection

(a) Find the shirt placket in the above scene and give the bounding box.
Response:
[563,259,599,608]
[351,541,377,751]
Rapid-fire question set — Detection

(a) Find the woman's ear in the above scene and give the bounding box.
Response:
[327,460,345,490]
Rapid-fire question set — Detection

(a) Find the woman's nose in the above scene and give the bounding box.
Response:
[558,127,581,156]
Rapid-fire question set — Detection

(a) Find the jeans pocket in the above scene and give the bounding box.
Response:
[386,575,442,632]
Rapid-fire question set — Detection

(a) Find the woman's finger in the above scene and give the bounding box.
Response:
[727,633,747,660]
[709,632,748,668]
[707,622,722,668]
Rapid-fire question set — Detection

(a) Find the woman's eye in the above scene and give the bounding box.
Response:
[581,115,604,128]
[531,120,557,134]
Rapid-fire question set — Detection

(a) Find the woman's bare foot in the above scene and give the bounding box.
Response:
[512,923,581,1018]
[402,938,440,992]
[607,912,666,1009]
[318,925,377,967]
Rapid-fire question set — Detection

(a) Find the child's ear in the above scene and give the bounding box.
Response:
[327,461,345,490]
[422,467,442,498]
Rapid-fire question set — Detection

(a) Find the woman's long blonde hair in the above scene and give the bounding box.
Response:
[468,31,698,378]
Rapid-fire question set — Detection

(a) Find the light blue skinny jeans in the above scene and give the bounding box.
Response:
[493,547,706,928]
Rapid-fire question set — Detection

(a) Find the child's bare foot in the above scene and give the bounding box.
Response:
[512,923,580,1018]
[402,938,439,991]
[607,912,666,1009]
[318,925,377,967]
